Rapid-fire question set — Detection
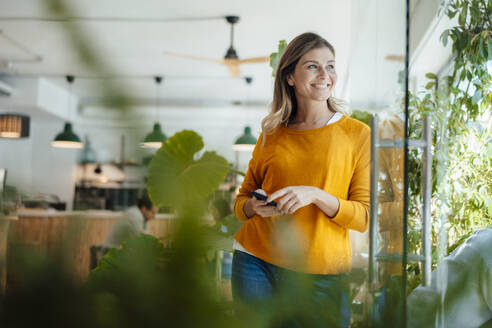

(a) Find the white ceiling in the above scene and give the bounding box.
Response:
[0,0,409,110]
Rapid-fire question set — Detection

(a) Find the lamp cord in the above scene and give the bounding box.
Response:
[66,76,75,123]
[154,76,163,124]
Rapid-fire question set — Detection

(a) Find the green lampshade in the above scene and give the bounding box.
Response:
[233,126,257,151]
[51,122,83,149]
[140,122,167,149]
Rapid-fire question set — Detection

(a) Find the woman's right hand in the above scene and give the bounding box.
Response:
[244,189,283,218]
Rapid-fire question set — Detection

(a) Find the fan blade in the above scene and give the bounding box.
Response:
[227,64,241,77]
[164,51,224,64]
[237,56,270,64]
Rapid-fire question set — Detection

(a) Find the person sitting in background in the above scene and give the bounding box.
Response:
[104,194,158,248]
[407,227,492,328]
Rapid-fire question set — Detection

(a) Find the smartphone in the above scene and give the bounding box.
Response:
[251,191,277,206]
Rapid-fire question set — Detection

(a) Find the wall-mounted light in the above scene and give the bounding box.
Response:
[0,113,30,139]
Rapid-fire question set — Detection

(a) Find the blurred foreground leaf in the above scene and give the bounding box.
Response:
[86,234,166,291]
[148,130,229,208]
[84,234,243,328]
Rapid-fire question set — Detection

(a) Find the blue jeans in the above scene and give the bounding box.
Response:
[232,250,350,328]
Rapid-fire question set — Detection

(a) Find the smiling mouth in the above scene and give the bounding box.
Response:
[312,84,331,89]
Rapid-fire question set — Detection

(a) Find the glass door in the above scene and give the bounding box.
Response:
[349,1,417,327]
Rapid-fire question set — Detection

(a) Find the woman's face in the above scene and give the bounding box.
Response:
[286,46,337,103]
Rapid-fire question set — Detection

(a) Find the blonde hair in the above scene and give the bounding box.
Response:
[261,33,349,145]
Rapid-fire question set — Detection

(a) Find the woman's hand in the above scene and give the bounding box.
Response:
[268,186,322,215]
[244,189,283,218]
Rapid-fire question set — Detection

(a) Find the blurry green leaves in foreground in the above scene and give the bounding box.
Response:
[148,130,229,208]
[86,234,166,291]
[83,234,240,328]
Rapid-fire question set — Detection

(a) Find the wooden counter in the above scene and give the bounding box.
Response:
[1,215,17,294]
[7,210,176,286]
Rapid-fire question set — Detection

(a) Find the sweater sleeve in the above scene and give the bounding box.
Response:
[331,130,370,232]
[234,134,263,222]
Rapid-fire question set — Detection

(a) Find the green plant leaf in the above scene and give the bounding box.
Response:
[479,39,488,59]
[488,40,492,60]
[201,227,234,252]
[86,234,167,290]
[440,30,448,47]
[425,81,436,90]
[469,6,481,25]
[458,3,467,26]
[269,40,287,77]
[425,73,437,80]
[147,130,229,208]
[472,89,482,104]
[447,9,457,19]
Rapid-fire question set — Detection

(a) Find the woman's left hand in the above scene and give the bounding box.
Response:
[268,186,321,215]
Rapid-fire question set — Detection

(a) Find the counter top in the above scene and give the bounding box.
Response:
[14,209,175,219]
[0,215,18,221]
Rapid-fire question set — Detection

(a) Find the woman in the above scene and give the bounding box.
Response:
[232,32,370,327]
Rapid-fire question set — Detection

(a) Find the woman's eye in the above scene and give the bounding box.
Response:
[327,65,335,70]
[307,64,317,69]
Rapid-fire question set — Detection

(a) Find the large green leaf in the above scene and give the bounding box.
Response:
[458,3,467,26]
[147,130,229,208]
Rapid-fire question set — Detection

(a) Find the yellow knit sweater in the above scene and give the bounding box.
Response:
[234,116,370,274]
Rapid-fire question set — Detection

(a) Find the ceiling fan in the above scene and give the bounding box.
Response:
[164,16,269,77]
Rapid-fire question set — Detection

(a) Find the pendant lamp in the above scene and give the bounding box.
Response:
[52,75,83,149]
[141,122,166,148]
[0,113,30,138]
[140,76,167,149]
[233,126,257,151]
[79,136,97,164]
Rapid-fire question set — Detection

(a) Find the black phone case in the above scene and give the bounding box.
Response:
[251,191,277,206]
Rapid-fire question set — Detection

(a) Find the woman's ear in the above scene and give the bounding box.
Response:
[286,75,295,87]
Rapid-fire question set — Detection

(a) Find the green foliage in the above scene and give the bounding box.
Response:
[407,0,492,288]
[269,40,287,77]
[4,233,241,328]
[147,130,229,209]
[86,235,167,290]
[202,213,243,259]
[439,0,492,128]
[350,110,372,126]
[0,247,99,328]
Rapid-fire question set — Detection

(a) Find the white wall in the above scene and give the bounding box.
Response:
[0,119,78,209]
